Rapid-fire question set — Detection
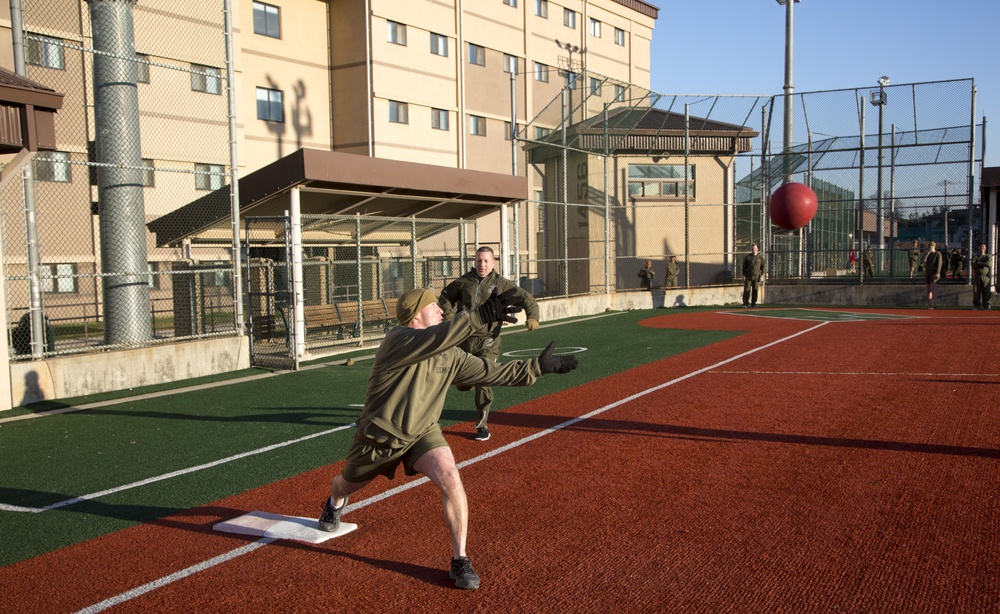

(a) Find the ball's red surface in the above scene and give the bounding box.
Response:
[768,182,818,230]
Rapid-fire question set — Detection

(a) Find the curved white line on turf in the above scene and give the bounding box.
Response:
[0,424,357,514]
[74,320,829,613]
[502,347,587,357]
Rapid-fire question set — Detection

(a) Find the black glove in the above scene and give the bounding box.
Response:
[538,341,578,374]
[477,288,521,326]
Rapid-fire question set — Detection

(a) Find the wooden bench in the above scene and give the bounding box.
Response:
[303,299,393,339]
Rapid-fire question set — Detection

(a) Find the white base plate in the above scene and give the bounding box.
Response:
[213,511,358,543]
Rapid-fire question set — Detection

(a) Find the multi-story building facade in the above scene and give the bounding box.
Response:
[1,0,658,331]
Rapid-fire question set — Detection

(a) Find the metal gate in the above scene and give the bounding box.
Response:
[245,216,298,370]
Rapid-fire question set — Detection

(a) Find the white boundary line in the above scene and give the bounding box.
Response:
[0,424,357,513]
[73,320,829,613]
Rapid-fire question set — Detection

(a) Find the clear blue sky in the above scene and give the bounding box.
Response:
[649,0,997,168]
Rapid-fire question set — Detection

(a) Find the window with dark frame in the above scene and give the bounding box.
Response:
[563,8,576,29]
[468,43,485,66]
[195,163,225,191]
[256,87,284,122]
[389,100,409,124]
[387,21,407,45]
[628,164,696,199]
[432,108,449,131]
[191,64,221,94]
[252,1,281,38]
[40,263,77,294]
[469,115,486,136]
[141,158,155,187]
[534,62,549,82]
[430,33,448,57]
[136,53,150,83]
[35,151,70,182]
[26,34,64,69]
[535,0,548,18]
[615,27,625,46]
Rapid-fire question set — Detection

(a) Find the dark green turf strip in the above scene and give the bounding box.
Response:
[0,308,740,566]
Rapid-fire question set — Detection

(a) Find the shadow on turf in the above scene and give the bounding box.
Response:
[66,406,360,426]
[483,412,1000,460]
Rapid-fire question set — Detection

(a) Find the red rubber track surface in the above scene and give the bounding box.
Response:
[4,309,999,613]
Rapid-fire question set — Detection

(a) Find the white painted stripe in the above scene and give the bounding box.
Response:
[75,321,826,612]
[74,539,275,614]
[0,424,357,514]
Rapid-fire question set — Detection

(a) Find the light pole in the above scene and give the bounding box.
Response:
[555,40,580,124]
[870,76,889,266]
[776,0,800,183]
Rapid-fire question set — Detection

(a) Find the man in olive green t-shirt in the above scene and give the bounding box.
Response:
[318,287,578,590]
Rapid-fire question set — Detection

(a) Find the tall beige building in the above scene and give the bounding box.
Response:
[1,0,657,306]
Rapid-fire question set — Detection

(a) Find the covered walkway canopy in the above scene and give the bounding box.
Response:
[148,148,528,247]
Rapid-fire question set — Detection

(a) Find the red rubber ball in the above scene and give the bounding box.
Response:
[768,182,818,230]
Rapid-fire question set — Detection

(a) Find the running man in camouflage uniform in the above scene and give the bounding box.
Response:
[318,288,577,590]
[438,246,540,441]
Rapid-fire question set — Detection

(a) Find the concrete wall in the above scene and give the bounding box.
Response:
[8,335,250,408]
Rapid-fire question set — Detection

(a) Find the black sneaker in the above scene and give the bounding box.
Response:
[474,427,491,441]
[450,556,481,590]
[318,496,348,532]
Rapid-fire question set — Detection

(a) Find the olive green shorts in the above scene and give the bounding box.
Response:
[342,423,449,484]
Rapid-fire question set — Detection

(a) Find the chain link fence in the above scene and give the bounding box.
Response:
[6,0,236,360]
[2,2,984,365]
[510,73,982,296]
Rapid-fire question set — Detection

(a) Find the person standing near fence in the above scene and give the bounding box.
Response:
[438,246,540,442]
[664,256,680,288]
[862,245,875,278]
[971,242,992,310]
[908,241,920,278]
[742,243,765,308]
[317,287,578,590]
[637,260,655,291]
[923,241,944,309]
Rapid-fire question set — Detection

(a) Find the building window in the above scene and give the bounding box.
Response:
[252,1,281,38]
[614,84,625,102]
[469,115,486,136]
[26,34,64,69]
[535,0,548,18]
[503,54,518,74]
[590,77,601,95]
[191,64,221,94]
[195,163,225,191]
[389,100,409,124]
[503,0,517,6]
[468,43,485,66]
[256,87,284,122]
[563,8,576,29]
[589,18,601,38]
[536,191,545,231]
[566,72,578,90]
[628,164,696,199]
[534,126,550,139]
[534,62,549,82]
[504,121,522,140]
[432,108,449,131]
[147,262,160,290]
[136,53,150,83]
[615,27,626,46]
[40,263,77,294]
[430,33,448,57]
[35,151,70,182]
[387,21,407,45]
[141,158,155,187]
[201,265,231,289]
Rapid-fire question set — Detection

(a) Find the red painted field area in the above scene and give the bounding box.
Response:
[4,309,999,613]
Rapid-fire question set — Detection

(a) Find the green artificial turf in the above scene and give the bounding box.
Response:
[0,308,741,566]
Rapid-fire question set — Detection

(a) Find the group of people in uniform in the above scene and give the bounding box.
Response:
[637,256,681,291]
[908,240,972,281]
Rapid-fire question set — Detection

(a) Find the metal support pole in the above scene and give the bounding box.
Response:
[289,192,304,361]
[223,0,243,334]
